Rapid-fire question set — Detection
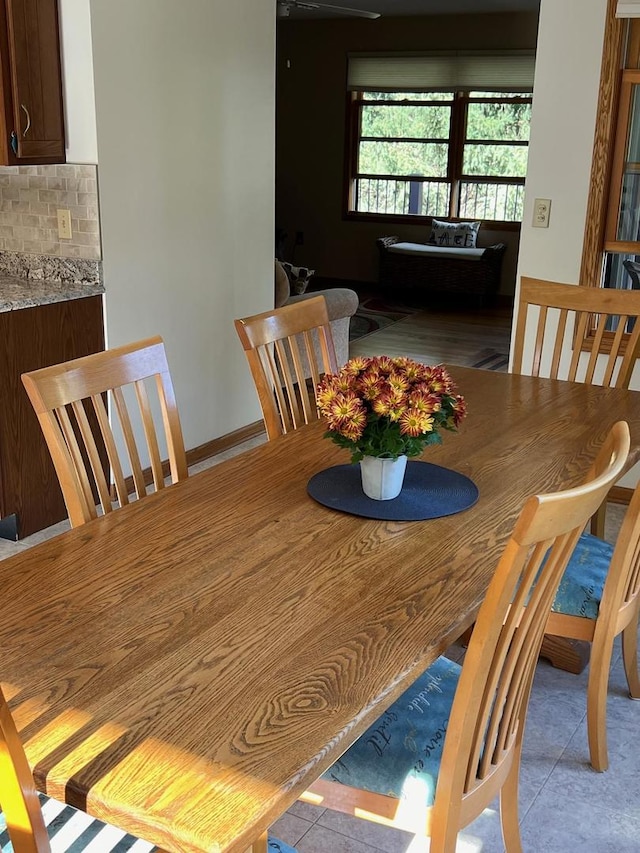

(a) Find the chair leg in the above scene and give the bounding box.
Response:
[621,609,640,699]
[586,634,615,772]
[246,831,268,853]
[429,799,463,853]
[499,752,524,853]
[428,820,461,853]
[590,502,607,539]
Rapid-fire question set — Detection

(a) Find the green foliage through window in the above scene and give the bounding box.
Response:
[350,91,531,223]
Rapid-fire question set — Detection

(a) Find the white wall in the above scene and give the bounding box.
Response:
[89,0,275,451]
[59,0,98,163]
[515,0,608,287]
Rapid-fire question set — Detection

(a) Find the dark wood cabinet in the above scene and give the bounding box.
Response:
[0,295,104,538]
[0,0,65,165]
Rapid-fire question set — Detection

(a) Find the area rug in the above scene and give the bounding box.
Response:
[350,296,419,341]
[470,348,510,371]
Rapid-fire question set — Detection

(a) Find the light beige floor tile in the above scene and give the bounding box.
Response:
[519,788,640,852]
[269,811,313,847]
[296,822,385,853]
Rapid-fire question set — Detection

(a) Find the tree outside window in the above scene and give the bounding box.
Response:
[348,89,531,224]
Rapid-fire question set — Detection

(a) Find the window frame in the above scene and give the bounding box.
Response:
[345,89,532,230]
[578,9,638,354]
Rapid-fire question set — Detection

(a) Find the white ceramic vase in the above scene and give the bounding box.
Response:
[360,455,408,500]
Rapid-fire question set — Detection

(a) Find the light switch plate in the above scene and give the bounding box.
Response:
[532,198,551,228]
[57,208,72,239]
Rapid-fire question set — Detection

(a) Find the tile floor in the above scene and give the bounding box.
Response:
[1,456,638,852]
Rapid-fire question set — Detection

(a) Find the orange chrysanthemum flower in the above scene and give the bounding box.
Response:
[343,356,370,377]
[359,372,385,401]
[399,409,434,437]
[375,355,395,375]
[316,356,465,462]
[387,371,410,395]
[451,395,467,426]
[316,378,340,412]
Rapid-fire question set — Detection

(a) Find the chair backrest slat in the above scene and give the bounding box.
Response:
[71,398,113,514]
[22,336,187,528]
[550,307,567,379]
[513,278,640,388]
[134,378,165,492]
[235,296,339,440]
[112,385,147,501]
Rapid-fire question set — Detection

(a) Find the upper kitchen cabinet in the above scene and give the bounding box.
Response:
[0,0,65,165]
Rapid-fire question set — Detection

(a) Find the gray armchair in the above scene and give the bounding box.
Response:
[275,260,358,367]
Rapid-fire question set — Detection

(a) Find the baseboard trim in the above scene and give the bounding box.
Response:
[609,485,633,505]
[186,421,266,469]
[122,420,266,495]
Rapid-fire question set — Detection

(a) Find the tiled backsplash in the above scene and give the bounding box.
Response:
[0,164,100,260]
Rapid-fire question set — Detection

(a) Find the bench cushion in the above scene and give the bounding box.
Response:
[387,242,486,261]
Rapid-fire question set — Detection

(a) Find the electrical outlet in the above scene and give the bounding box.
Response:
[57,208,72,239]
[532,198,551,228]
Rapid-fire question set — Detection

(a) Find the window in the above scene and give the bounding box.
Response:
[603,64,640,294]
[345,53,534,225]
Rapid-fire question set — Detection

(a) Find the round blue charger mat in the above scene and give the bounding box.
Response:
[307,460,479,521]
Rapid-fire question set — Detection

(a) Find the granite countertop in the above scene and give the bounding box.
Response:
[0,273,105,313]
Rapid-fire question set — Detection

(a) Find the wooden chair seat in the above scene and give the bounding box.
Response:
[21,336,188,528]
[303,422,630,852]
[552,532,613,620]
[318,656,460,814]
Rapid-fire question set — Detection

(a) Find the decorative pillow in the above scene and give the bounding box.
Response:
[281,262,315,295]
[427,218,480,249]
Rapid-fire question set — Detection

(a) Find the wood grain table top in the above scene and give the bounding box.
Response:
[3,367,640,853]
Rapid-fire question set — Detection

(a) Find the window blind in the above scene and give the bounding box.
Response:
[347,51,535,93]
[617,0,640,16]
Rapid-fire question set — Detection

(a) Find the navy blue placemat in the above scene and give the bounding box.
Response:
[307,461,479,521]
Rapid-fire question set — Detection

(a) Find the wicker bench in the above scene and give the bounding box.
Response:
[377,235,507,307]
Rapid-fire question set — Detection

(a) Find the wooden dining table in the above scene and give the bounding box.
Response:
[3,366,640,853]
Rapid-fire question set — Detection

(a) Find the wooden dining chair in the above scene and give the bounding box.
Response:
[543,478,640,771]
[512,276,640,545]
[512,277,640,389]
[235,295,338,440]
[302,422,630,852]
[21,336,188,528]
[0,689,298,853]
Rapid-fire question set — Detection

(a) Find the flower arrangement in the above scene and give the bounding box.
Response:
[316,356,467,463]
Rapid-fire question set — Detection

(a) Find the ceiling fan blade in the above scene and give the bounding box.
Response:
[281,1,381,19]
[312,2,381,17]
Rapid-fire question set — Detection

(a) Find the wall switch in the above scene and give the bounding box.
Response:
[57,208,72,239]
[532,198,551,228]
